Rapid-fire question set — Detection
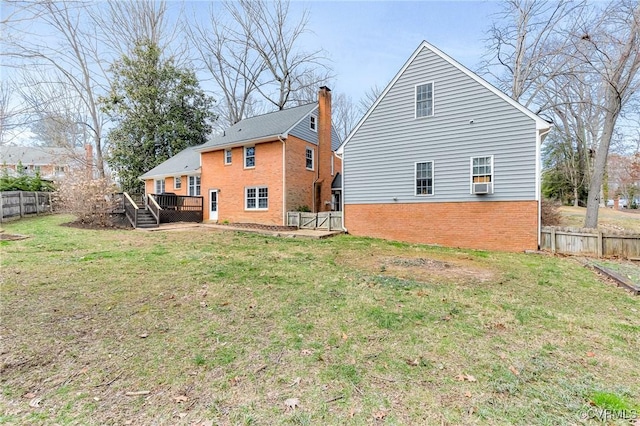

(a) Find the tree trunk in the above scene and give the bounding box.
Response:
[584,106,618,228]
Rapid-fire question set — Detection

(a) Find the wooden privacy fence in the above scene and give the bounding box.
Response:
[1,191,53,222]
[540,226,640,259]
[286,211,343,231]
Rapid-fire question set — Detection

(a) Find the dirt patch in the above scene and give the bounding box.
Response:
[61,214,132,230]
[340,254,496,284]
[0,233,28,241]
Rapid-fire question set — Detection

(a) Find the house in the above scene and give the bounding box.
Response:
[140,87,342,226]
[0,145,91,181]
[339,41,551,252]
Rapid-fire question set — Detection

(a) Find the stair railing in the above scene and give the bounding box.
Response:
[147,194,162,226]
[123,192,139,227]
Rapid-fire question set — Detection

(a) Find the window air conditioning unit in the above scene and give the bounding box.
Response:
[472,182,493,195]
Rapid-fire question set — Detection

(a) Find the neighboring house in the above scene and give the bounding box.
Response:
[339,41,551,252]
[140,87,342,226]
[0,145,91,181]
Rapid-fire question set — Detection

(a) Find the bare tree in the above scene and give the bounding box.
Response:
[481,0,581,109]
[578,0,640,227]
[2,1,108,177]
[224,0,332,110]
[186,4,266,127]
[332,93,361,142]
[358,84,383,115]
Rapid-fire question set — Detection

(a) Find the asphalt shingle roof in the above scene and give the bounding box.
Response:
[1,145,84,165]
[198,103,318,151]
[139,146,201,180]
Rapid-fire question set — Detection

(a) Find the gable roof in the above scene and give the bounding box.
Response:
[1,145,84,165]
[339,40,551,152]
[139,146,201,180]
[197,103,318,152]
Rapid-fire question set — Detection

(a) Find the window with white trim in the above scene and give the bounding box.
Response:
[225,149,232,165]
[174,176,182,189]
[246,186,268,210]
[155,179,165,194]
[188,176,201,196]
[310,115,317,132]
[415,83,434,118]
[471,156,493,183]
[244,146,255,168]
[415,161,434,195]
[306,147,314,170]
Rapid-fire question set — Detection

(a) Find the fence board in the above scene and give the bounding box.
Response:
[540,226,640,259]
[286,211,343,231]
[1,191,52,222]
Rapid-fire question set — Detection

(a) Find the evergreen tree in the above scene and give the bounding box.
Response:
[102,39,215,192]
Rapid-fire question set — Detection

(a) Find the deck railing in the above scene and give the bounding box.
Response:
[123,192,139,228]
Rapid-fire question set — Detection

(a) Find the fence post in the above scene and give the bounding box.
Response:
[297,212,301,229]
[328,212,332,231]
[19,191,24,217]
[0,192,3,223]
[34,192,39,215]
[49,192,53,212]
[550,227,556,254]
[597,231,603,258]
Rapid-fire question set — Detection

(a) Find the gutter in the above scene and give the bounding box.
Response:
[536,126,553,248]
[195,135,283,153]
[279,135,286,225]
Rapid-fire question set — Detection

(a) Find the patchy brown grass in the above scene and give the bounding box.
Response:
[1,215,639,425]
[559,206,640,232]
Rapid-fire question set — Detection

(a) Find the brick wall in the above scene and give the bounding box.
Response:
[285,136,317,212]
[344,200,539,252]
[144,176,189,196]
[201,141,284,225]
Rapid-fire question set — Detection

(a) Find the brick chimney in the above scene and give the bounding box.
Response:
[316,86,332,212]
[85,144,94,179]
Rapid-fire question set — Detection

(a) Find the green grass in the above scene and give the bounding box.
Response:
[0,215,639,425]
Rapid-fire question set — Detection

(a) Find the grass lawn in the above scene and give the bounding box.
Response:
[558,206,640,232]
[1,215,639,425]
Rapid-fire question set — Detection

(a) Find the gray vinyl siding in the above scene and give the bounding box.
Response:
[344,46,538,204]
[290,114,319,145]
[289,114,342,151]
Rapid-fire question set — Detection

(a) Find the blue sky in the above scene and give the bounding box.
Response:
[185,0,505,101]
[287,1,503,99]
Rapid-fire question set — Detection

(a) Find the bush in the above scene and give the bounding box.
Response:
[53,170,118,226]
[541,198,562,226]
[0,169,55,192]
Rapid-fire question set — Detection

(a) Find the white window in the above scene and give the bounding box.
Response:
[415,162,434,196]
[415,83,434,118]
[246,186,268,210]
[310,115,317,132]
[244,146,255,168]
[155,179,165,194]
[471,156,493,183]
[188,176,201,196]
[174,176,182,189]
[306,147,314,170]
[225,149,232,165]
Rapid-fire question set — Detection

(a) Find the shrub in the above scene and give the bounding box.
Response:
[295,205,311,212]
[541,198,562,226]
[53,170,118,226]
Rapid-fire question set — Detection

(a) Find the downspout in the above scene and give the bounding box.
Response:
[536,127,552,248]
[279,135,286,225]
[312,149,320,212]
[341,151,346,232]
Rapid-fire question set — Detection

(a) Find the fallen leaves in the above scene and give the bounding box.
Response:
[586,351,595,357]
[508,365,520,376]
[28,397,42,408]
[125,390,150,396]
[284,397,300,411]
[173,395,188,403]
[373,410,387,420]
[456,373,477,382]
